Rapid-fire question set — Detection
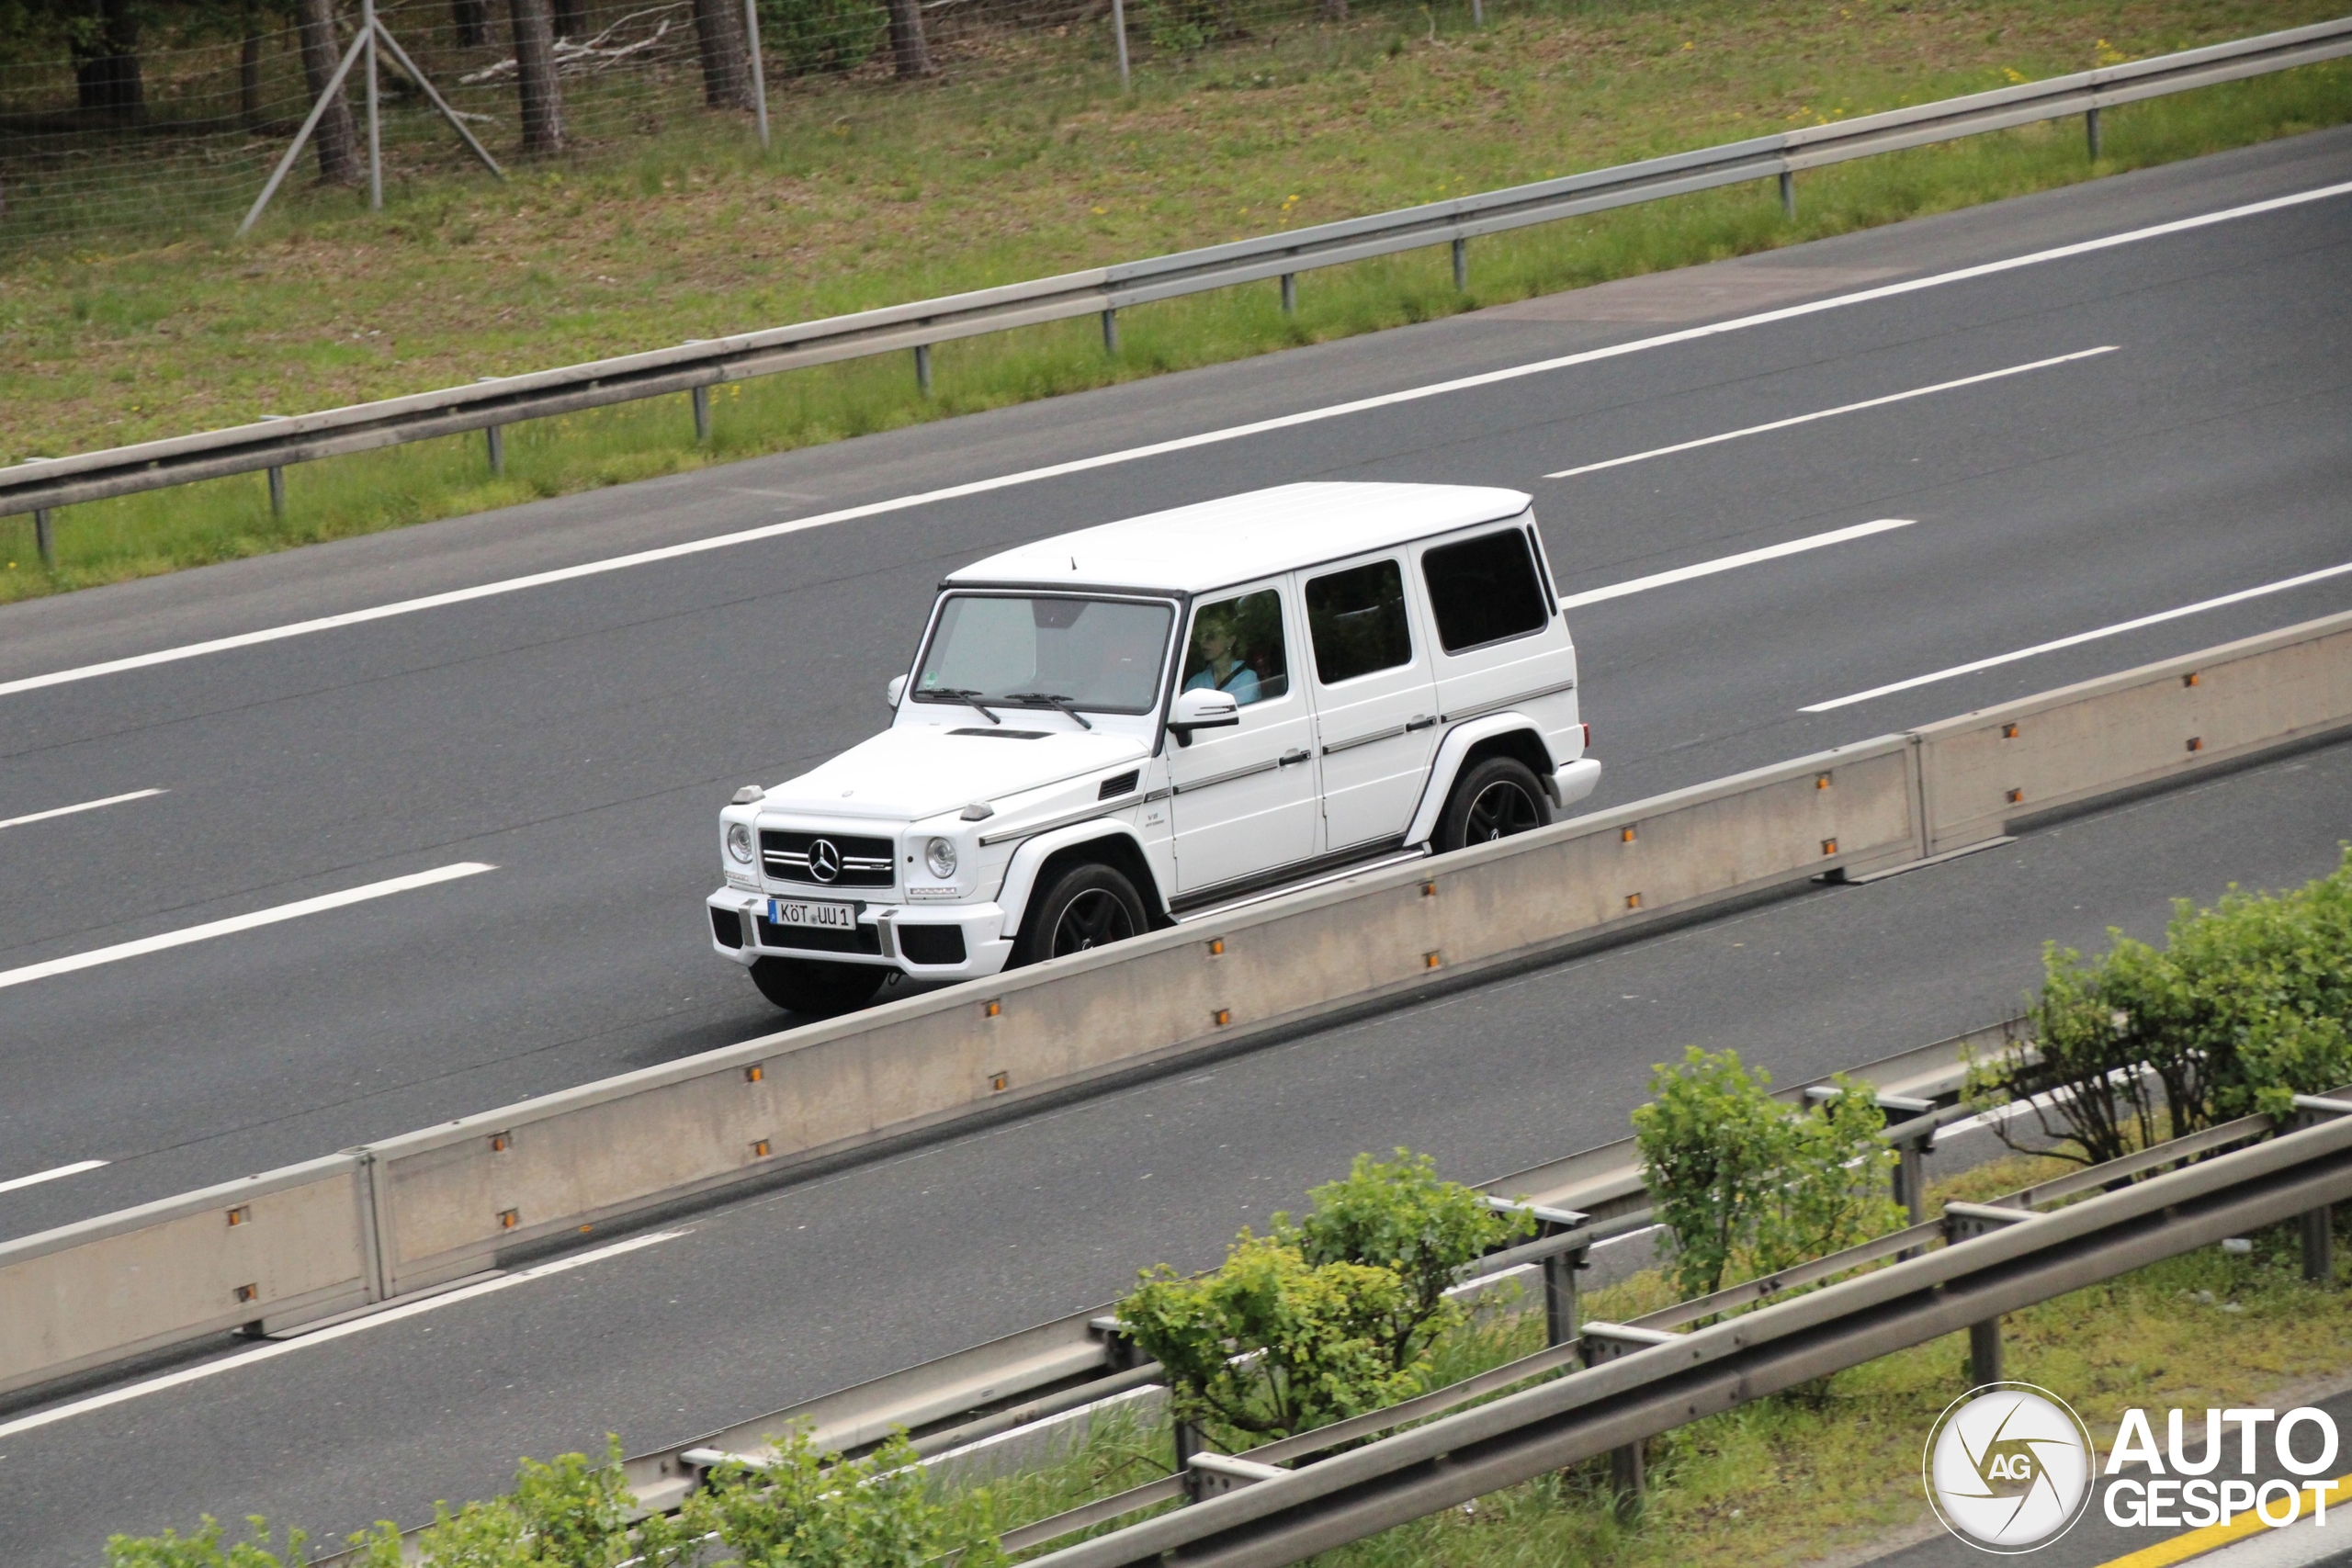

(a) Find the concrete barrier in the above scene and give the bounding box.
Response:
[0,1155,374,1397]
[6,609,2346,1397]
[1917,606,2352,854]
[366,734,1926,1292]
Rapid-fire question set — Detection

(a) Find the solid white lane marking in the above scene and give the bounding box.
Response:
[0,1159,108,1197]
[1544,346,2117,478]
[4,180,2346,705]
[1801,560,2352,712]
[0,862,496,992]
[0,788,166,830]
[0,1228,684,1440]
[1558,519,1914,610]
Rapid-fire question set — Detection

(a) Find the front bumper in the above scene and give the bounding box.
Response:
[707,887,1017,982]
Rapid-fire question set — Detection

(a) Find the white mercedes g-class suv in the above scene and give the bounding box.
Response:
[708,482,1600,1015]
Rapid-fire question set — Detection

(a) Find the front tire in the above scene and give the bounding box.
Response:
[1436,755,1552,853]
[1012,862,1148,967]
[750,955,888,1017]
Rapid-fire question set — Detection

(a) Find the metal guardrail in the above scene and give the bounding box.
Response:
[4,17,2348,540]
[614,1021,2003,1513]
[1008,1102,2352,1568]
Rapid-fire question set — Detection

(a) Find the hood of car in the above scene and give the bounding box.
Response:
[764,723,1152,822]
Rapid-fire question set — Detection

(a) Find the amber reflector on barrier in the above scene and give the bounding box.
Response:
[1816,773,1832,789]
[234,1283,257,1303]
[2188,737,2205,751]
[751,1139,771,1157]
[2007,788,2024,804]
[2002,724,2019,739]
[490,1133,510,1152]
[1207,938,1224,955]
[498,1209,519,1230]
[989,1071,1009,1092]
[984,999,1001,1018]
[1424,952,1442,969]
[743,1065,763,1084]
[1621,826,1636,842]
[2184,672,2201,687]
[1625,893,1642,909]
[1821,839,1838,856]
[1421,881,1437,897]
[1213,1009,1232,1027]
[226,1205,250,1227]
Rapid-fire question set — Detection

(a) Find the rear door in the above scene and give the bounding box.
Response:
[1299,554,1441,853]
[1165,582,1319,894]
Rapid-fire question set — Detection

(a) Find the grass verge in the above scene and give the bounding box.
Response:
[4,0,2348,604]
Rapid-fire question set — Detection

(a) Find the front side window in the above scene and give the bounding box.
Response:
[1305,559,1412,685]
[1182,589,1290,707]
[914,594,1173,714]
[1421,529,1550,654]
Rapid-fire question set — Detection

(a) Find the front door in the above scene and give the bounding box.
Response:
[1300,555,1441,853]
[1165,583,1319,894]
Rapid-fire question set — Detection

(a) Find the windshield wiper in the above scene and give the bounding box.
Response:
[1005,692,1093,730]
[923,686,1001,724]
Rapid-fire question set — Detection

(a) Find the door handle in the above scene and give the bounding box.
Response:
[1406,715,1437,731]
[1279,748,1311,766]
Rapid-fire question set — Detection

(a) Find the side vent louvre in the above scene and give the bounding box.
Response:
[1099,770,1141,800]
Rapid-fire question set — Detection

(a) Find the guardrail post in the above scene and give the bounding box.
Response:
[1543,1246,1583,1349]
[1280,273,1295,315]
[691,385,712,444]
[34,507,54,570]
[1109,0,1130,90]
[1451,236,1467,290]
[1969,1319,2003,1385]
[1101,308,1120,355]
[1174,1418,1204,1498]
[914,344,933,396]
[485,424,505,476]
[1581,1323,1675,1518]
[2302,1207,2334,1283]
[267,466,286,517]
[1779,169,1796,220]
[2086,106,2102,160]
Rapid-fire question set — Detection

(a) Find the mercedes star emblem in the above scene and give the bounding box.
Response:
[806,839,842,883]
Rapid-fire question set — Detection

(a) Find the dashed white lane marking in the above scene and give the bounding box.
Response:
[1559,519,1913,610]
[0,861,496,992]
[0,1159,109,1197]
[1544,346,2117,478]
[3,183,2346,705]
[0,788,166,831]
[0,1228,684,1440]
[1801,560,2352,712]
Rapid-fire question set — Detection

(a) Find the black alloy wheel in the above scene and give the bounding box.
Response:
[1014,861,1150,967]
[1437,755,1554,853]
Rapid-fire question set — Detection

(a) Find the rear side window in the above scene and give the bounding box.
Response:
[1421,530,1551,654]
[1305,559,1413,684]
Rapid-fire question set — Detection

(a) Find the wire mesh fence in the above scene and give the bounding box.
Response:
[0,0,1419,251]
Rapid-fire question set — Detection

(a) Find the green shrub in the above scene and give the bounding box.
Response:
[105,1518,310,1568]
[1119,1147,1523,1443]
[677,1429,983,1568]
[1632,1048,1905,1301]
[1970,850,2352,1164]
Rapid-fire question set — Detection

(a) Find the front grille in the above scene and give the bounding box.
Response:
[760,829,895,888]
[754,917,883,955]
[710,907,745,949]
[897,924,967,965]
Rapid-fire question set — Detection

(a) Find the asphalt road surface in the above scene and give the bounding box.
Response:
[2,127,2349,1562]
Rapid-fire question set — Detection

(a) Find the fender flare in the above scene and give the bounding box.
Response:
[992,819,1164,938]
[1402,714,1559,847]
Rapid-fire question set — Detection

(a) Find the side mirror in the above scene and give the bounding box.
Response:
[886,674,907,708]
[1168,686,1240,746]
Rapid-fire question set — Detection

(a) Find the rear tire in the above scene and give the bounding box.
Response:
[750,955,888,1017]
[1436,755,1552,853]
[1012,862,1148,968]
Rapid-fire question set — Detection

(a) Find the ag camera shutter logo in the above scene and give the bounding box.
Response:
[1924,1383,2097,1552]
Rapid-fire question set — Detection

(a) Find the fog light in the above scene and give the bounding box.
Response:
[924,836,958,879]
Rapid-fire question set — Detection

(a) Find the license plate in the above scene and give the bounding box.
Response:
[766,897,856,931]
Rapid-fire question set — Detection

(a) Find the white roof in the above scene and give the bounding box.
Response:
[946,482,1533,596]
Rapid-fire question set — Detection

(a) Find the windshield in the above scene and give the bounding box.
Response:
[913,594,1175,715]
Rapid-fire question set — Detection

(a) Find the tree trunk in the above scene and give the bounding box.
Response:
[239,31,264,125]
[691,0,750,108]
[507,0,566,153]
[883,0,933,78]
[452,0,492,47]
[293,0,363,184]
[550,0,583,39]
[72,0,145,121]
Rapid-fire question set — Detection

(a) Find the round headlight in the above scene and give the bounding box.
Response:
[726,822,754,863]
[924,836,958,880]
